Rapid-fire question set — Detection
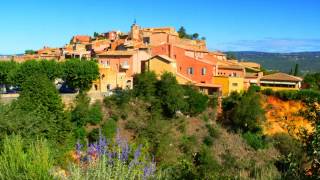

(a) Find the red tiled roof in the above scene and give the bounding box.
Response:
[260,73,302,82]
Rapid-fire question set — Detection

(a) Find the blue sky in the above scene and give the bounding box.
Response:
[1,0,319,54]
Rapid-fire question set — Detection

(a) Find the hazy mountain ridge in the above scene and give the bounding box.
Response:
[229,51,320,73]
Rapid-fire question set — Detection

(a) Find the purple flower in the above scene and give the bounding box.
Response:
[143,157,156,179]
[97,133,108,156]
[116,128,122,145]
[75,140,83,156]
[129,144,142,168]
[120,140,130,162]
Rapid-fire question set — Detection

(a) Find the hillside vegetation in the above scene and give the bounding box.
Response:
[229,51,320,73]
[0,60,320,179]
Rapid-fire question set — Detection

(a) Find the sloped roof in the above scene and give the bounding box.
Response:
[260,73,302,82]
[154,55,176,63]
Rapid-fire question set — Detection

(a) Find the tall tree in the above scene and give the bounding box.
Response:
[294,64,299,76]
[192,33,199,40]
[157,72,186,117]
[178,26,187,38]
[62,59,99,92]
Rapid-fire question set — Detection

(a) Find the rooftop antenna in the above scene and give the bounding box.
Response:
[133,18,137,25]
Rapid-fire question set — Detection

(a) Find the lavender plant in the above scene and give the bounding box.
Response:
[60,130,159,180]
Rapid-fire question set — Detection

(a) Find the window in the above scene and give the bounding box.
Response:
[232,83,238,87]
[187,67,194,75]
[143,37,150,44]
[201,67,207,75]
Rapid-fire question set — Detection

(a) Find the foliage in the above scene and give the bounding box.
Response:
[10,60,62,86]
[25,49,36,55]
[231,51,320,73]
[272,133,306,179]
[261,88,320,102]
[177,26,204,40]
[183,85,209,116]
[61,134,158,180]
[0,61,18,84]
[62,59,99,92]
[303,72,320,91]
[222,91,265,133]
[0,74,72,143]
[102,119,117,139]
[226,52,237,60]
[133,71,158,101]
[157,72,186,118]
[87,101,103,125]
[0,135,53,180]
[242,132,267,150]
[294,63,300,76]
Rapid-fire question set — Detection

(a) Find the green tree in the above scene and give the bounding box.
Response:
[294,63,299,76]
[93,32,99,38]
[62,59,99,92]
[0,74,72,143]
[178,26,187,38]
[303,73,320,90]
[226,52,237,60]
[183,85,209,116]
[222,92,265,133]
[192,33,199,40]
[10,60,62,85]
[133,71,158,101]
[25,49,36,55]
[0,61,18,84]
[157,72,186,117]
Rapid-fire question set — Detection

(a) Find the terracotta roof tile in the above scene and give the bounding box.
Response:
[260,73,302,82]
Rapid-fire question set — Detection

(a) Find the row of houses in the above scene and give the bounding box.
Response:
[6,23,303,96]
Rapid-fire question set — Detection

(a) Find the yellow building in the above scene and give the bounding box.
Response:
[259,73,302,91]
[213,76,244,96]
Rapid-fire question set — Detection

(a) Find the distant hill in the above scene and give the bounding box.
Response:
[229,51,320,74]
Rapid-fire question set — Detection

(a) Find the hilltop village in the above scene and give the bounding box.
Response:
[7,24,303,96]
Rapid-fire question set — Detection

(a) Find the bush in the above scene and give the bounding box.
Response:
[248,85,261,93]
[206,124,219,139]
[87,101,103,125]
[183,85,209,116]
[87,128,100,143]
[180,135,197,155]
[0,135,53,180]
[102,119,117,139]
[222,92,265,133]
[242,132,267,150]
[203,136,213,147]
[157,72,186,118]
[74,127,86,140]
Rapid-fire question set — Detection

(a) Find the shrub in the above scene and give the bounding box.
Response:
[222,92,265,133]
[0,135,53,180]
[102,119,117,139]
[248,85,261,93]
[180,135,197,155]
[87,101,103,125]
[203,136,214,147]
[87,128,100,143]
[74,127,86,140]
[183,85,209,116]
[157,72,186,118]
[242,132,267,150]
[133,71,158,101]
[206,124,219,139]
